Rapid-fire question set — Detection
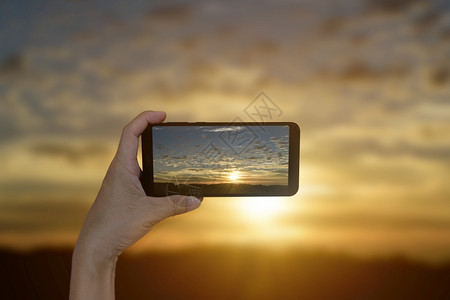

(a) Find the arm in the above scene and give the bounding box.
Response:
[69,111,201,300]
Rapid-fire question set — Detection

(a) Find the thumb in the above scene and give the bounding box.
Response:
[167,195,202,215]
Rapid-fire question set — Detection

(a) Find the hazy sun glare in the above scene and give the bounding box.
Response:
[237,197,287,221]
[228,171,240,182]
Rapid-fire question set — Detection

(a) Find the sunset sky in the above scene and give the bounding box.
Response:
[0,0,449,264]
[152,125,289,185]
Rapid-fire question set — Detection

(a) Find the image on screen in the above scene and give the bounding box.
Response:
[152,125,289,195]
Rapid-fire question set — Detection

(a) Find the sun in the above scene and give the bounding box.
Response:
[228,170,240,182]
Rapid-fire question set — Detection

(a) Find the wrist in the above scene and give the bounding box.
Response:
[70,240,118,300]
[73,238,120,269]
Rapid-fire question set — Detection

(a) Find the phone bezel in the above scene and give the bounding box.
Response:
[141,122,300,197]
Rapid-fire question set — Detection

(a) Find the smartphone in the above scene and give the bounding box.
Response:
[141,122,300,197]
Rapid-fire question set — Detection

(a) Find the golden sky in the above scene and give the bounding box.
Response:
[0,0,449,264]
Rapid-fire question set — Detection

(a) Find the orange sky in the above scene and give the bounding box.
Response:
[0,0,449,264]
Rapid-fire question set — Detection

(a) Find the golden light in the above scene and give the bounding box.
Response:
[238,197,286,221]
[228,170,241,182]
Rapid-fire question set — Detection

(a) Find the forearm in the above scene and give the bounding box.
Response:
[69,243,119,300]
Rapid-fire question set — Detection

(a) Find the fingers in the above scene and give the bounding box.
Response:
[167,195,202,215]
[116,111,166,164]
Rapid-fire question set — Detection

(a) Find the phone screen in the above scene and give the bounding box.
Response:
[142,122,299,197]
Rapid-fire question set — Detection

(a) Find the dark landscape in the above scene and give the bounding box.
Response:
[1,247,449,300]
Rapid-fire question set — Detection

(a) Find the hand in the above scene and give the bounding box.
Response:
[70,111,202,300]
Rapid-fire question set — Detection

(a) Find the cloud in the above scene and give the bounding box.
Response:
[204,127,244,133]
[318,18,346,36]
[0,198,89,233]
[0,53,24,75]
[412,8,442,31]
[245,40,279,56]
[29,142,109,163]
[429,66,449,87]
[146,4,193,23]
[366,0,422,14]
[319,60,410,82]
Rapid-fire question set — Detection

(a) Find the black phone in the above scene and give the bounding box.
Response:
[141,122,300,197]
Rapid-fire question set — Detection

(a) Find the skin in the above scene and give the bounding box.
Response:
[69,111,202,300]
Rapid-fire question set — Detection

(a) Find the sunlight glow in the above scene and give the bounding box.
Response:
[238,197,286,221]
[228,170,241,182]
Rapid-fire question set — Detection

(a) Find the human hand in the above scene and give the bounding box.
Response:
[70,111,202,300]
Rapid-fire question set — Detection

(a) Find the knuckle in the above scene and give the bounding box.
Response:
[122,122,138,138]
[171,201,179,216]
[166,197,178,216]
[122,123,132,135]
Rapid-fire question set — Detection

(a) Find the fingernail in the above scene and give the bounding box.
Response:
[187,196,201,207]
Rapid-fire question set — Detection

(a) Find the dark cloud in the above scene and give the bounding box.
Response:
[188,61,219,78]
[0,199,89,233]
[246,40,279,56]
[215,26,238,39]
[178,36,203,51]
[319,61,410,81]
[441,26,450,40]
[28,142,109,163]
[0,180,97,197]
[146,4,193,23]
[348,32,370,45]
[70,29,98,42]
[429,67,449,87]
[0,53,24,75]
[366,0,423,14]
[254,144,267,150]
[319,18,345,36]
[413,9,441,31]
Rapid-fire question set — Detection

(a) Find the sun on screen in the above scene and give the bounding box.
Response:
[228,170,241,182]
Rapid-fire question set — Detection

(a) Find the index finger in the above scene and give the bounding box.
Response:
[116,111,166,164]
